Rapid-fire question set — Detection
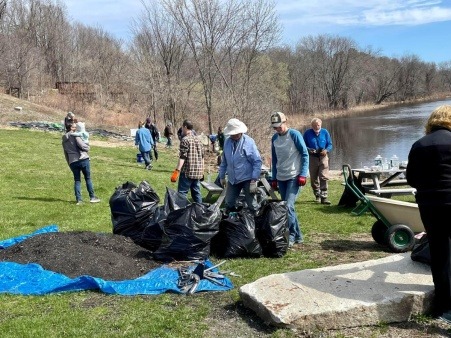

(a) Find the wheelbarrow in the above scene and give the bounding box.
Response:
[342,164,424,253]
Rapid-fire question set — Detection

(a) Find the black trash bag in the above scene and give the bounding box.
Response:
[152,203,221,263]
[164,187,190,214]
[255,200,289,257]
[140,206,166,251]
[212,209,262,258]
[140,188,188,251]
[109,181,160,246]
[411,234,431,265]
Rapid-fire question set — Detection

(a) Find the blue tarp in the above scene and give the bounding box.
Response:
[0,226,233,295]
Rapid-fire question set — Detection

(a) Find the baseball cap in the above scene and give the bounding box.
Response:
[270,112,287,127]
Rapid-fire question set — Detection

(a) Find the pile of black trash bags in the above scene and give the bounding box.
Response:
[109,181,290,263]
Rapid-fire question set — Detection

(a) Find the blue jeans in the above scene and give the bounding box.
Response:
[166,136,172,147]
[225,180,258,213]
[141,150,152,165]
[69,159,95,202]
[278,178,303,243]
[177,172,202,203]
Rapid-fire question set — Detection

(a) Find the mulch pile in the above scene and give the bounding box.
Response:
[0,231,162,280]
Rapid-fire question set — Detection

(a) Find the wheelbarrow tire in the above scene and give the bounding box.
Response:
[371,220,388,245]
[385,224,415,253]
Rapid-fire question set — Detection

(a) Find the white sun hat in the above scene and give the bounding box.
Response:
[223,118,248,136]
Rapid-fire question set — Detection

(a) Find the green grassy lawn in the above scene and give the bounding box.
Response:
[0,128,399,337]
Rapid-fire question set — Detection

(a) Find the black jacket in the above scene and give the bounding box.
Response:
[406,127,451,205]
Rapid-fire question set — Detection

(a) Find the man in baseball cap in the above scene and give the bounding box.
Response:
[270,111,287,128]
[270,111,309,246]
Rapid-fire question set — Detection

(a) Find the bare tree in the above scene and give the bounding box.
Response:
[161,0,239,134]
[368,56,403,105]
[160,0,281,135]
[422,62,438,95]
[214,0,281,119]
[0,0,42,98]
[396,54,423,101]
[133,0,188,127]
[294,35,358,111]
[438,61,451,91]
[26,0,72,90]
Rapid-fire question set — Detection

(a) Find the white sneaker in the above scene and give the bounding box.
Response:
[90,197,101,203]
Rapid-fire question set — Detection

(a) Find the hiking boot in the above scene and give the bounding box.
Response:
[90,197,101,203]
[321,197,331,205]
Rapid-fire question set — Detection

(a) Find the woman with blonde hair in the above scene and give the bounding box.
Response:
[406,105,451,323]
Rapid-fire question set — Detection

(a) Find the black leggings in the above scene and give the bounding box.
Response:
[419,204,451,315]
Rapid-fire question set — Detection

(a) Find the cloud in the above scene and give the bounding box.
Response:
[362,7,451,25]
[277,0,451,27]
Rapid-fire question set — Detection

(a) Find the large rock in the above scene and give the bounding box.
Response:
[239,253,434,330]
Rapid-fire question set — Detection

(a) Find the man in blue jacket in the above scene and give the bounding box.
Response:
[303,117,333,205]
[270,112,309,246]
[135,121,154,170]
[219,118,262,214]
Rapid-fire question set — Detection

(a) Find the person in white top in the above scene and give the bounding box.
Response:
[270,112,309,246]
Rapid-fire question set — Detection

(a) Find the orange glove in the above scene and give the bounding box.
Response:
[171,169,180,182]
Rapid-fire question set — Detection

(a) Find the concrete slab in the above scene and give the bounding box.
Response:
[239,253,434,330]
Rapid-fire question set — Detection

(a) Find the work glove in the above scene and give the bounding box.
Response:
[249,180,258,194]
[271,180,278,190]
[220,178,227,189]
[297,176,307,186]
[170,169,180,182]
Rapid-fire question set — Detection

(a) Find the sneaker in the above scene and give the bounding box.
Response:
[76,201,83,206]
[288,241,294,248]
[294,238,304,244]
[315,196,321,203]
[90,197,101,203]
[146,164,153,170]
[439,311,451,324]
[321,198,331,205]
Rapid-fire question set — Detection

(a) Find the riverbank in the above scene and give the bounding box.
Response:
[2,91,450,134]
[290,92,451,129]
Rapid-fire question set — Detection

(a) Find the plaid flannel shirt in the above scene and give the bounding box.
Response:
[179,134,204,179]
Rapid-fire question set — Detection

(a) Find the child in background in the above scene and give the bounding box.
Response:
[72,121,90,145]
[72,121,90,160]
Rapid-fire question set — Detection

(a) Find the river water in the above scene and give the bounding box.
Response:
[312,98,451,170]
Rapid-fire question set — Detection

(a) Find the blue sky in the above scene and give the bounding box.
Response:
[64,0,451,64]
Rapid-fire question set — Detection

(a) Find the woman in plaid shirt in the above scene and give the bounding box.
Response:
[170,120,204,203]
